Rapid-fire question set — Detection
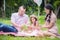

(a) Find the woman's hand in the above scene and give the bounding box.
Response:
[41,24,46,28]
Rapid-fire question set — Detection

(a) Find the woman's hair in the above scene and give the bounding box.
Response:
[45,4,53,23]
[30,15,37,26]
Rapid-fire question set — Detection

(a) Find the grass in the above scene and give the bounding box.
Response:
[0,16,60,40]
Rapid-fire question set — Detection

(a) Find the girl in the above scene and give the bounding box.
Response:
[42,4,60,38]
[25,15,44,37]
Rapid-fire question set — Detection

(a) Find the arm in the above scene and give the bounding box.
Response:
[25,16,30,26]
[43,15,56,29]
[44,21,54,29]
[36,21,39,27]
[11,14,22,28]
[11,22,20,28]
[11,14,24,31]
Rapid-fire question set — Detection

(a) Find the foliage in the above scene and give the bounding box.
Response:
[54,1,60,8]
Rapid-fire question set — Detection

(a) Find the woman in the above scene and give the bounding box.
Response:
[43,4,60,38]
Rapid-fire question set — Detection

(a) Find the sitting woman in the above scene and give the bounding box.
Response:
[42,4,60,38]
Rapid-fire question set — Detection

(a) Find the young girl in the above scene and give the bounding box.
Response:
[25,15,44,37]
[42,4,60,38]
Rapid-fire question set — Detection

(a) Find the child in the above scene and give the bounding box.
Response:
[25,15,44,37]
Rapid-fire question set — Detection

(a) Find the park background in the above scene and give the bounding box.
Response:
[0,0,60,40]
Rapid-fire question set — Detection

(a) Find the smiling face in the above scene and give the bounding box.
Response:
[18,6,26,16]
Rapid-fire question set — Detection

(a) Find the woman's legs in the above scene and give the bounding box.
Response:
[43,31,56,37]
[37,31,44,37]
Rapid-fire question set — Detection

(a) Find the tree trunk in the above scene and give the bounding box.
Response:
[1,7,6,18]
[44,0,47,6]
[57,6,60,18]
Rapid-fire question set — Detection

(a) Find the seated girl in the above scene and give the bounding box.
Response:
[23,15,44,37]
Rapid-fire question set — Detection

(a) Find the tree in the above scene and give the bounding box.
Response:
[44,0,60,18]
[0,0,6,18]
[54,1,60,18]
[0,0,3,17]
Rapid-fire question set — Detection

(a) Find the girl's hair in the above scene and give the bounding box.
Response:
[30,15,37,26]
[45,4,53,23]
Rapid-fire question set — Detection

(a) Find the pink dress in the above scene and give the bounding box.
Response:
[46,13,58,34]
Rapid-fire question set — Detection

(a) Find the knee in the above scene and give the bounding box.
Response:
[14,29,18,33]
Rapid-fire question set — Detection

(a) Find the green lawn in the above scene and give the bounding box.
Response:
[0,16,60,40]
